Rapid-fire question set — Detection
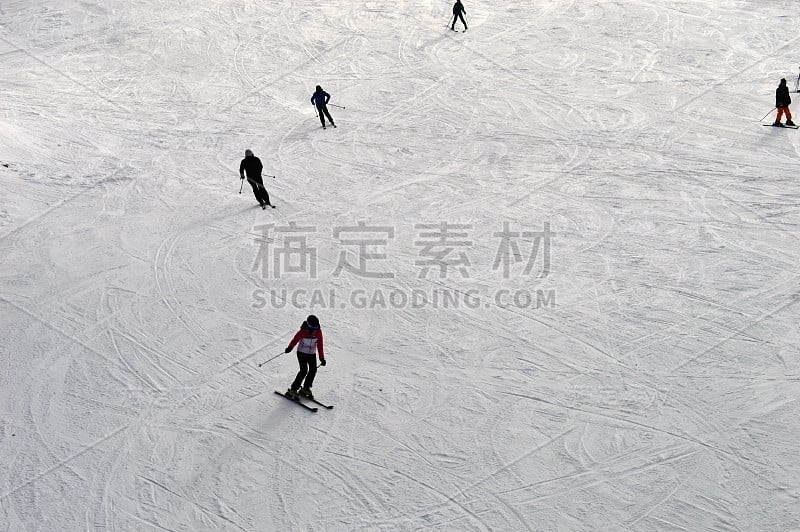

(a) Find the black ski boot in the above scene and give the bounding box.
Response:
[299,387,314,399]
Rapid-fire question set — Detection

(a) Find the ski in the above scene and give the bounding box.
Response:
[763,124,799,129]
[274,390,318,412]
[299,395,334,409]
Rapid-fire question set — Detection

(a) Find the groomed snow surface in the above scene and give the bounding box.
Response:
[2,0,800,530]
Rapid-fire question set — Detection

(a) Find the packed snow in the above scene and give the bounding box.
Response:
[2,0,800,530]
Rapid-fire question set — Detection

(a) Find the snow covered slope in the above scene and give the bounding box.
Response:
[1,0,799,530]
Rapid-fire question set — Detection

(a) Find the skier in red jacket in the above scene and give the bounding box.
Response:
[285,315,325,399]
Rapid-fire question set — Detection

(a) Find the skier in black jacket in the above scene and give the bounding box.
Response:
[240,149,273,208]
[774,78,796,127]
[311,85,336,129]
[451,0,467,31]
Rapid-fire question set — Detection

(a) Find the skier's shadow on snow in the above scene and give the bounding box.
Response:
[418,30,467,51]
[226,205,267,218]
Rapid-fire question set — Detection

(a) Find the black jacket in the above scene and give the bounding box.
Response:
[240,155,263,180]
[453,1,465,15]
[311,90,330,107]
[776,84,791,107]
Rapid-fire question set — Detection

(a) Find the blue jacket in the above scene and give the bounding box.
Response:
[311,90,330,107]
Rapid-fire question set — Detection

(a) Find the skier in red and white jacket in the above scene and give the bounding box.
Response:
[285,315,325,399]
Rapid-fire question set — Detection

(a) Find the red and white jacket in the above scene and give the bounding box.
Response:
[287,327,324,360]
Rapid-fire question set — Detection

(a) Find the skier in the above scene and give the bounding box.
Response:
[284,315,326,399]
[451,0,467,31]
[774,78,796,127]
[239,149,273,208]
[311,85,336,129]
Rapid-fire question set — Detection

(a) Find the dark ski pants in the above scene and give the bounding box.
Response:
[248,177,271,205]
[291,352,318,391]
[451,13,467,30]
[316,105,335,127]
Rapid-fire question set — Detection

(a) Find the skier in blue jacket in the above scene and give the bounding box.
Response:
[311,85,337,129]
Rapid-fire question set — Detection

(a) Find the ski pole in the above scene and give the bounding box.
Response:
[264,174,276,179]
[257,352,285,368]
[239,178,244,194]
[243,176,273,187]
[328,103,346,109]
[760,107,776,121]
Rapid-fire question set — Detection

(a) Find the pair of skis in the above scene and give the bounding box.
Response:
[763,123,800,129]
[274,390,333,412]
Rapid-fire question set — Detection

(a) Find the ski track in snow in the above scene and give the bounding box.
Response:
[2,0,800,530]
